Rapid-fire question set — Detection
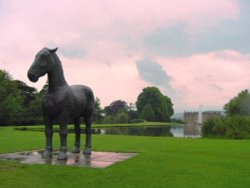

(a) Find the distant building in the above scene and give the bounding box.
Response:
[184,111,222,124]
[202,111,221,123]
[171,113,184,121]
[184,112,199,124]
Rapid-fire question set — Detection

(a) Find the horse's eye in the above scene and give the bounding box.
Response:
[41,53,48,58]
[40,60,47,67]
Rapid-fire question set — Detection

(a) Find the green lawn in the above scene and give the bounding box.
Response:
[1,126,250,188]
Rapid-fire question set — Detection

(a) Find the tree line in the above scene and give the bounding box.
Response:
[0,69,174,126]
[202,89,250,139]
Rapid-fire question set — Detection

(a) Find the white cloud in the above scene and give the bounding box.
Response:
[157,50,250,111]
[0,0,246,112]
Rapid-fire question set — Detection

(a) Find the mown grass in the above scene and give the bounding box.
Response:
[1,126,250,188]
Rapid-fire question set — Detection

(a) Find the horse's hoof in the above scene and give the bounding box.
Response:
[42,150,52,159]
[57,152,67,160]
[83,148,91,155]
[72,147,80,153]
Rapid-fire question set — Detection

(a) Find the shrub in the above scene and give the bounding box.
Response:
[202,116,250,139]
[130,119,144,123]
[102,115,114,124]
[113,111,129,123]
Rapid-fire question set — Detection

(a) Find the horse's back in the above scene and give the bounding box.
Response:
[70,85,94,117]
[70,85,94,118]
[71,85,94,102]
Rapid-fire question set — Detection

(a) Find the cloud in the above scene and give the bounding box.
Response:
[136,57,171,87]
[0,0,248,113]
[156,50,250,111]
[145,24,189,56]
[0,0,241,60]
[145,14,250,56]
[61,54,147,107]
[135,57,178,111]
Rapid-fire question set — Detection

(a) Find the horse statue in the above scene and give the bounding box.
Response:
[27,47,94,160]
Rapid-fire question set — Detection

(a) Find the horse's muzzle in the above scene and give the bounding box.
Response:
[27,71,38,82]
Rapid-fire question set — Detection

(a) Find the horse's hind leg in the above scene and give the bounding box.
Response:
[72,118,81,153]
[42,116,53,158]
[83,118,92,155]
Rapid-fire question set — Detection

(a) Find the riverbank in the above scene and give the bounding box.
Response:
[13,121,177,129]
[13,122,179,134]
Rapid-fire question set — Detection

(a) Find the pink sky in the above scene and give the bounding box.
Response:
[1,0,249,113]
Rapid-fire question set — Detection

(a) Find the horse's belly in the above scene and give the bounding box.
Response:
[42,86,92,120]
[43,93,74,117]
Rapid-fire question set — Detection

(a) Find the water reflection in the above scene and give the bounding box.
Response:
[92,124,201,138]
[16,124,201,138]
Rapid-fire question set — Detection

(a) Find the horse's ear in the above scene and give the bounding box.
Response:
[49,47,58,53]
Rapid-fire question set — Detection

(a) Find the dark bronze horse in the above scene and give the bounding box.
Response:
[27,47,94,160]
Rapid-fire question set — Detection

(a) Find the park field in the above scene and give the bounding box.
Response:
[1,125,250,188]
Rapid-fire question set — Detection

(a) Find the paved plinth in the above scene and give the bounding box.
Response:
[0,150,137,168]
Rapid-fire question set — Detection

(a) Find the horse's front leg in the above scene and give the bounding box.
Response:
[58,122,68,160]
[42,116,53,158]
[83,118,92,155]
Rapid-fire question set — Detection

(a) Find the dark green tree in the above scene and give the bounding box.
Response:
[0,70,23,125]
[141,104,155,121]
[127,103,139,122]
[224,89,250,116]
[104,100,128,116]
[102,115,113,124]
[15,80,37,107]
[136,87,174,122]
[113,111,129,123]
[94,97,103,123]
[14,81,43,125]
[103,100,131,123]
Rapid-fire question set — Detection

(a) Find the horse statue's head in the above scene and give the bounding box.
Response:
[27,47,58,82]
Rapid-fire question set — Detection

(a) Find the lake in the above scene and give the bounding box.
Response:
[91,124,201,138]
[16,124,201,138]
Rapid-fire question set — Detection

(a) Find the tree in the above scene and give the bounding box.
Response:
[40,81,49,94]
[102,115,113,124]
[141,104,155,121]
[27,95,43,122]
[136,87,174,122]
[94,97,103,123]
[104,100,128,116]
[224,89,250,116]
[0,70,23,125]
[103,100,132,123]
[127,103,139,122]
[113,111,129,123]
[15,80,37,107]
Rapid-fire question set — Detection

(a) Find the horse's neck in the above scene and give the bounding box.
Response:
[47,56,68,92]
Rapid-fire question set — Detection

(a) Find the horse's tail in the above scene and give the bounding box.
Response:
[85,86,95,104]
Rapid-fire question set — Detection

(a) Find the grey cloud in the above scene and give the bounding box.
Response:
[136,57,181,111]
[145,24,188,56]
[145,14,250,57]
[135,57,171,87]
